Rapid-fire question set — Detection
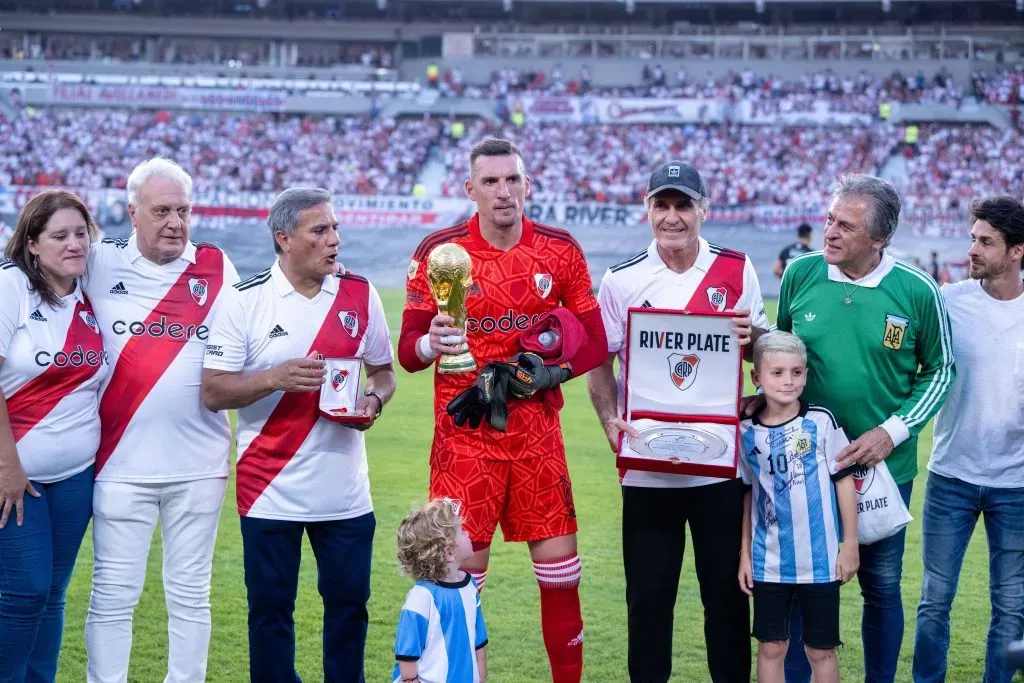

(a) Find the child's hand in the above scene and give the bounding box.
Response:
[738,551,754,596]
[837,545,860,584]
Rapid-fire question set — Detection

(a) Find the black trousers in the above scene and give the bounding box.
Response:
[623,479,751,683]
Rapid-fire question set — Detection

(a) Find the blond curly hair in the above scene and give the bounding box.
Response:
[397,499,462,583]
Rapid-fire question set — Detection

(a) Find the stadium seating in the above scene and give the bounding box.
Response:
[1,106,1020,209]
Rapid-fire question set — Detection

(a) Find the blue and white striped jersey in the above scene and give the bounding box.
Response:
[393,574,488,683]
[739,402,852,584]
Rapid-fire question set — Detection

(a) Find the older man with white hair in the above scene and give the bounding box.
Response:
[83,158,239,683]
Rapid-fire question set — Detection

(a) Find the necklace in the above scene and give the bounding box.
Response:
[841,280,860,306]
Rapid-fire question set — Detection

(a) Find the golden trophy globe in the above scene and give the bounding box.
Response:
[426,243,477,374]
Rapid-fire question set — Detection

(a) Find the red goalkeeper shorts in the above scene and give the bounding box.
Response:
[429,451,578,544]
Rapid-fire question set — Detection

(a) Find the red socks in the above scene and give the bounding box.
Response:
[464,567,488,592]
[534,554,584,683]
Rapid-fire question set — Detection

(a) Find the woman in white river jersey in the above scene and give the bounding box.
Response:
[0,190,107,682]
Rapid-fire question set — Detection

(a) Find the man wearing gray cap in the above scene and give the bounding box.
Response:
[587,161,769,682]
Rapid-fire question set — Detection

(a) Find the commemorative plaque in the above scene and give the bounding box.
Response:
[318,357,371,425]
[616,308,742,478]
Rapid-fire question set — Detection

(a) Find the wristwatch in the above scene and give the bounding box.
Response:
[365,391,384,418]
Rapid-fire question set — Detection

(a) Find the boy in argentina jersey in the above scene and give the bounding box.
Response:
[394,499,488,683]
[738,332,859,683]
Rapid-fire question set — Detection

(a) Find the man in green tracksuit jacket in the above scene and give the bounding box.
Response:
[775,174,955,683]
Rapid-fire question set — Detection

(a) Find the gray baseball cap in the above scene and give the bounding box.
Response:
[646,161,708,201]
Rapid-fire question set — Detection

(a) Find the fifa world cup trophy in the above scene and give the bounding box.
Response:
[426,243,477,374]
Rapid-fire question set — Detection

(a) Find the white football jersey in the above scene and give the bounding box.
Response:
[84,234,238,482]
[0,263,108,482]
[739,404,851,584]
[203,261,393,522]
[598,237,768,489]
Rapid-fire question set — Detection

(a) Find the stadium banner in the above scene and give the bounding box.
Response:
[736,99,873,126]
[44,84,288,113]
[511,95,584,123]
[511,96,724,124]
[524,201,647,227]
[594,97,724,124]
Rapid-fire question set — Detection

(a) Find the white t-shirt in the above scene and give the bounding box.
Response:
[930,278,1024,488]
[84,235,239,482]
[0,263,108,482]
[598,237,769,489]
[203,261,393,521]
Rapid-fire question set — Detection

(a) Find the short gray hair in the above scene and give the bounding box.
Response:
[830,174,901,247]
[126,158,192,206]
[753,331,807,372]
[267,187,332,253]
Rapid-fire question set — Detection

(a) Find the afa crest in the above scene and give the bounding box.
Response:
[794,432,812,457]
[667,353,700,391]
[883,314,908,350]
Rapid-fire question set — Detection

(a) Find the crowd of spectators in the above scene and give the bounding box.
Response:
[0,107,1019,211]
[434,65,999,112]
[898,124,1024,211]
[0,109,436,196]
[0,33,395,70]
[437,119,891,207]
[3,28,1020,110]
[971,66,1024,105]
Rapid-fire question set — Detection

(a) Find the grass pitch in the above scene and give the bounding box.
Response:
[55,293,996,682]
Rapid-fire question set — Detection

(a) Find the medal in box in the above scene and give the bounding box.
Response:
[616,308,742,478]
[318,357,371,425]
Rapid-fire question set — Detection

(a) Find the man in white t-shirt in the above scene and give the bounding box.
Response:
[83,158,238,683]
[586,162,769,683]
[201,187,396,683]
[913,196,1024,683]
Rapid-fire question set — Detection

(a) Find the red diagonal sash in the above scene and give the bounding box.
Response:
[236,275,370,516]
[8,296,105,442]
[94,247,225,474]
[684,249,746,313]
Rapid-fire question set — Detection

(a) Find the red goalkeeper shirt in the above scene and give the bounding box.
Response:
[400,214,602,461]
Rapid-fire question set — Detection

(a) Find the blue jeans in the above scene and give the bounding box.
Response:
[240,512,375,683]
[912,472,1024,683]
[0,465,94,683]
[785,480,913,683]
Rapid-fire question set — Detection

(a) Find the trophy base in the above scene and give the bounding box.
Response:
[438,351,477,374]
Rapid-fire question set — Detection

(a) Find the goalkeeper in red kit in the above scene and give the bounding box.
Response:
[398,138,607,683]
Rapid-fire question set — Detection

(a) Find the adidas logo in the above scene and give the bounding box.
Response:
[109,282,128,295]
[29,309,47,322]
[268,324,288,339]
[641,299,653,308]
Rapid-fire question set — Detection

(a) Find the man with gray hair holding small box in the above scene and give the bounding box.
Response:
[588,161,769,683]
[202,187,395,683]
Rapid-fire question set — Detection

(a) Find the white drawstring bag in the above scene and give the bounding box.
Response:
[851,461,913,545]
